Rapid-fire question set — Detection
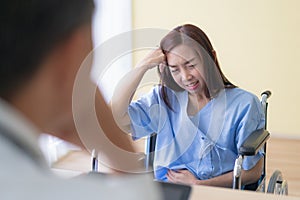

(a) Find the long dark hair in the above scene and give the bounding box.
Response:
[158,24,236,110]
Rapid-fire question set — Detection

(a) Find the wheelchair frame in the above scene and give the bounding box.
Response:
[233,91,288,195]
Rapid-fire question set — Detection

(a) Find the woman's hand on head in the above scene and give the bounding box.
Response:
[136,48,166,70]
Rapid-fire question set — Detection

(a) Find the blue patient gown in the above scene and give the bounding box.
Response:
[128,86,265,181]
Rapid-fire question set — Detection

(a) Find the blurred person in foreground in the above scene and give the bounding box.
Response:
[0,0,161,199]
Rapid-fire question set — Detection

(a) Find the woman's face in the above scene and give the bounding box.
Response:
[166,44,206,95]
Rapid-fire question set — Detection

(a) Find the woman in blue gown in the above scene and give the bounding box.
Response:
[111,24,265,187]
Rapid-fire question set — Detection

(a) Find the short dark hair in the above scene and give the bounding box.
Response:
[0,0,94,100]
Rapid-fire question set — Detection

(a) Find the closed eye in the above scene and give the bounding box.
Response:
[169,66,179,73]
[187,64,195,68]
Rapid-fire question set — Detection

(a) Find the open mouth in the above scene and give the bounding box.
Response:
[186,81,199,90]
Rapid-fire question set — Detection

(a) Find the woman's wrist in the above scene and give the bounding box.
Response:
[193,179,201,185]
[135,62,151,74]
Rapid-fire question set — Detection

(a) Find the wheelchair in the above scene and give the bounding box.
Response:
[144,90,288,195]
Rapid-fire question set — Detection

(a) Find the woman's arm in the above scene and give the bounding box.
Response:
[110,49,165,132]
[95,88,137,152]
[167,157,263,188]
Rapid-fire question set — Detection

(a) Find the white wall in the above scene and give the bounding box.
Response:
[92,0,132,102]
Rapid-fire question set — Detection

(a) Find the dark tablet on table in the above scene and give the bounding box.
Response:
[156,181,192,200]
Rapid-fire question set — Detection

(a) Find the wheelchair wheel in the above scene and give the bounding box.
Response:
[267,170,288,195]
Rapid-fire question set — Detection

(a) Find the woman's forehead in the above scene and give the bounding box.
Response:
[166,44,199,65]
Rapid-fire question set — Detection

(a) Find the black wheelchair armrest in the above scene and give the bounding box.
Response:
[238,129,270,156]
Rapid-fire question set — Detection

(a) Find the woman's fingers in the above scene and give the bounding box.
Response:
[167,170,182,183]
[137,48,166,70]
